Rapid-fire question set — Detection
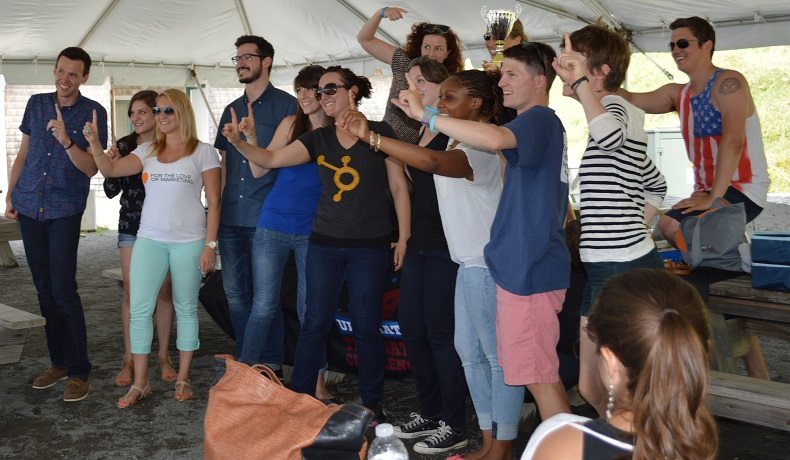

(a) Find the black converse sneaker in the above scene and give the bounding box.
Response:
[393,412,440,439]
[413,421,469,454]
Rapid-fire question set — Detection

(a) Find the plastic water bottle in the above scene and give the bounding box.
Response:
[368,423,409,460]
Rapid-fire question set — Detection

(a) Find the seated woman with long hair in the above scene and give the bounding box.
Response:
[522,269,717,460]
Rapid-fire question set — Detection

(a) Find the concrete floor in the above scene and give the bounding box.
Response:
[1,231,788,459]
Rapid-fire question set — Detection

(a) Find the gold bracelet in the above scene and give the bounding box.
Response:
[375,133,382,152]
[369,131,376,150]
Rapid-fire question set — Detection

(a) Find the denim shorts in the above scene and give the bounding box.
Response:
[580,248,663,316]
[118,232,137,248]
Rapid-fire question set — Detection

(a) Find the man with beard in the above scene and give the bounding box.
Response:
[5,46,107,401]
[214,35,296,367]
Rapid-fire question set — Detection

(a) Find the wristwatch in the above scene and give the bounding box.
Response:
[205,241,218,249]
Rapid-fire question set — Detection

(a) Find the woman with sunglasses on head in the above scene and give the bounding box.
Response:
[522,269,717,460]
[237,65,334,399]
[339,69,524,460]
[357,6,463,144]
[102,90,177,388]
[551,26,667,418]
[86,88,221,408]
[222,66,410,424]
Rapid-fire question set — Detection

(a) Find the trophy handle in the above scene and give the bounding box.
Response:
[513,4,522,17]
[481,6,489,21]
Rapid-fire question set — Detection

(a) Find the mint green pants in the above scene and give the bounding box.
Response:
[129,237,203,354]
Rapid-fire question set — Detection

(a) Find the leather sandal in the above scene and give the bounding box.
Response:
[158,356,178,383]
[117,382,151,409]
[114,360,134,387]
[664,260,691,275]
[174,380,193,401]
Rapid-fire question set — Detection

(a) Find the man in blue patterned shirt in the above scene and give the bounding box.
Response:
[4,47,108,402]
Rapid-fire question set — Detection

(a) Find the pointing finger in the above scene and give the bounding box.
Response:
[55,103,63,121]
[246,101,254,121]
[404,73,417,91]
[92,109,98,126]
[563,33,572,53]
[230,107,238,125]
[348,87,357,112]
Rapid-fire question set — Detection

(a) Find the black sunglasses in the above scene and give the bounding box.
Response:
[483,33,492,41]
[421,23,451,34]
[520,42,548,76]
[314,83,347,101]
[668,38,699,51]
[153,106,175,115]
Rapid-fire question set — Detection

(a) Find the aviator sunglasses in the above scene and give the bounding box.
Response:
[314,83,347,101]
[153,106,175,115]
[422,23,451,34]
[668,38,699,51]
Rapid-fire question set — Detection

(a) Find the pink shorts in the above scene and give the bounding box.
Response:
[495,286,566,385]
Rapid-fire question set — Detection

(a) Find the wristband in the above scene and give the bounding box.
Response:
[380,7,388,18]
[63,138,74,150]
[375,133,382,152]
[420,106,439,127]
[428,113,439,133]
[570,76,589,92]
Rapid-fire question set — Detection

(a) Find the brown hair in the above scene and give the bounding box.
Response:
[450,70,503,122]
[403,23,464,74]
[289,65,326,143]
[587,269,718,460]
[502,42,557,95]
[568,24,631,92]
[509,19,529,42]
[151,89,199,157]
[670,16,716,56]
[127,90,157,117]
[324,66,373,107]
[407,56,450,84]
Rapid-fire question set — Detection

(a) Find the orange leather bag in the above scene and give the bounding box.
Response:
[204,355,371,460]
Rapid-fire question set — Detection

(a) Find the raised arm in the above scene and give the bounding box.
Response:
[250,114,297,178]
[222,107,310,169]
[357,7,407,65]
[617,83,680,115]
[84,110,143,178]
[48,103,99,177]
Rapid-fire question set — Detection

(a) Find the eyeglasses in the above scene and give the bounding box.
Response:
[668,38,699,51]
[231,54,263,64]
[314,83,346,101]
[520,42,548,76]
[153,106,175,115]
[483,33,492,41]
[421,23,451,34]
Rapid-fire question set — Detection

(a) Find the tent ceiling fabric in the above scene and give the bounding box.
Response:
[1,0,789,87]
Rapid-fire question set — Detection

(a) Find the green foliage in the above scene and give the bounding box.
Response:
[549,45,790,192]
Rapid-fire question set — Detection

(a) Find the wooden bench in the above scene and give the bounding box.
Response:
[101,267,123,282]
[0,303,46,365]
[705,275,790,431]
[0,218,22,267]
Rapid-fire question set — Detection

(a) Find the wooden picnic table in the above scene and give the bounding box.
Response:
[0,218,21,267]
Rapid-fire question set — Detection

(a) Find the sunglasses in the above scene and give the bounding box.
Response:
[231,54,263,64]
[314,83,346,101]
[668,38,699,51]
[421,23,451,34]
[483,33,492,41]
[153,106,175,115]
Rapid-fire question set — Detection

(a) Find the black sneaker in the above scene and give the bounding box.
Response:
[393,412,440,439]
[364,401,388,427]
[413,421,469,454]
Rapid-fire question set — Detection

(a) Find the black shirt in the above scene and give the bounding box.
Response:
[582,418,634,459]
[407,133,450,251]
[103,134,145,236]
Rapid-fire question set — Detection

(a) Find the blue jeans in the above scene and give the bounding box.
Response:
[220,224,282,364]
[580,248,663,316]
[453,264,524,440]
[240,228,308,364]
[398,247,466,431]
[291,243,390,404]
[18,213,91,378]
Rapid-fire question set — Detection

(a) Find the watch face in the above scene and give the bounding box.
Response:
[206,241,217,249]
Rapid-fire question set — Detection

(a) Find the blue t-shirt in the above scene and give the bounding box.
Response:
[214,84,296,227]
[257,162,321,235]
[484,105,570,296]
[15,92,108,220]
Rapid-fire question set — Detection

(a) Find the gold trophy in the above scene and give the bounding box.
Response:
[481,4,522,66]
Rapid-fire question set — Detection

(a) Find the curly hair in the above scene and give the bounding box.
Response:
[324,66,372,107]
[403,23,464,74]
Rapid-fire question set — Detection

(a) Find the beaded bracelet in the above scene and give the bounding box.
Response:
[420,105,439,127]
[571,76,589,92]
[380,7,388,18]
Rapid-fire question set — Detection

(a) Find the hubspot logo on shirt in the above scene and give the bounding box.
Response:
[142,171,149,184]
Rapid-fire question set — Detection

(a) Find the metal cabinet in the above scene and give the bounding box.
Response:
[646,128,694,199]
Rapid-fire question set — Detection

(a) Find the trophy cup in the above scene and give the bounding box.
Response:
[481,4,522,66]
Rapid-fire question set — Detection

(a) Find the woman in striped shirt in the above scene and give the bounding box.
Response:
[552,25,667,416]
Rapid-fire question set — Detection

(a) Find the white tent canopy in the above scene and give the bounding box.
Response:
[1,0,789,87]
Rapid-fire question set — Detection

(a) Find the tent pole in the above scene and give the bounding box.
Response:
[189,66,218,129]
[234,0,253,35]
[79,0,122,48]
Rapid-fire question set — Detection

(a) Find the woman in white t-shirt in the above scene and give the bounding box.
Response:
[86,88,221,408]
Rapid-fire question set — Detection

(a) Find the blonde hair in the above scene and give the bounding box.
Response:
[151,88,199,157]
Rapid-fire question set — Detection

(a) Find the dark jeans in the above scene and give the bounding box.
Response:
[219,224,283,365]
[291,243,390,404]
[18,213,91,378]
[398,247,466,431]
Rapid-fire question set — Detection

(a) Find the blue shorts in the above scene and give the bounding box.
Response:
[580,248,663,316]
[118,232,137,249]
[664,186,763,224]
